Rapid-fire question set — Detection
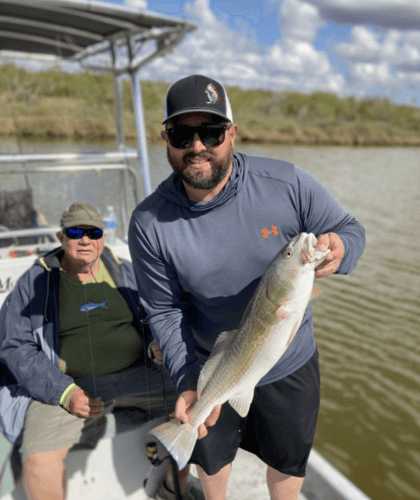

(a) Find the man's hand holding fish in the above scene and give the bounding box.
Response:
[173,390,221,439]
[315,232,346,278]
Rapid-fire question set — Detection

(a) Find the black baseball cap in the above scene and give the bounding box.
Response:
[163,74,233,124]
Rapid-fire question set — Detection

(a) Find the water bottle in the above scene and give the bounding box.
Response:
[103,205,117,246]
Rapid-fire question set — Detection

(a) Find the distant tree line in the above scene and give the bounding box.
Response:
[1,63,420,146]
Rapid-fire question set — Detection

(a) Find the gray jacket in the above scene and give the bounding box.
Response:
[0,246,145,445]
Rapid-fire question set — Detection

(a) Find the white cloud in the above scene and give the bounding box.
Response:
[349,61,391,85]
[334,25,420,77]
[280,0,322,42]
[294,0,420,102]
[334,26,382,62]
[141,0,344,96]
[124,0,147,8]
[304,0,420,30]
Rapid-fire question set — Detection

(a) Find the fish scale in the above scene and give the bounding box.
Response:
[150,232,330,471]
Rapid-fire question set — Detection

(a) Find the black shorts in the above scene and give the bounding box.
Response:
[189,350,320,477]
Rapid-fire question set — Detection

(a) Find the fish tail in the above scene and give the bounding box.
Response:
[150,419,198,471]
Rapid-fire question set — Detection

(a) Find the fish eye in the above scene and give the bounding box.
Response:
[285,248,293,259]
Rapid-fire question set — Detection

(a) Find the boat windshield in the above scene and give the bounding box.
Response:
[0,150,140,261]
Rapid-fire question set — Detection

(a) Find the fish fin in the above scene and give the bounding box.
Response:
[310,288,322,299]
[266,276,289,304]
[150,419,197,471]
[276,304,294,319]
[229,389,254,417]
[197,330,236,398]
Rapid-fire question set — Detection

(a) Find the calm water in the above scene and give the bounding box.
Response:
[1,140,419,500]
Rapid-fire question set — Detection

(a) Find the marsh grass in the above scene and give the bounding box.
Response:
[1,63,420,146]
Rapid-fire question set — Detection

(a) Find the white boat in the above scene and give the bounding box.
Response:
[0,1,371,499]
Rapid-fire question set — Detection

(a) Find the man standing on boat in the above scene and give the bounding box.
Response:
[128,75,365,500]
[0,202,203,500]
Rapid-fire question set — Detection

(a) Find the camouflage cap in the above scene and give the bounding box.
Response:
[60,202,105,230]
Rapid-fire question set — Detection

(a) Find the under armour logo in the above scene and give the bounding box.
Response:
[261,226,279,238]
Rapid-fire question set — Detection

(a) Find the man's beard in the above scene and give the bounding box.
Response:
[167,146,234,190]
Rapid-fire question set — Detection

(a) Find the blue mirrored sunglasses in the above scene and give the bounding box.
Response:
[64,227,104,240]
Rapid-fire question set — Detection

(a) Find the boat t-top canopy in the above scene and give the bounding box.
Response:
[0,0,196,199]
[0,0,196,72]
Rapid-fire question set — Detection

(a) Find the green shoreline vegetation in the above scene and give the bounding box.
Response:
[1,63,420,146]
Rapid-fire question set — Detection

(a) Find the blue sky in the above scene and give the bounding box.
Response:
[33,1,420,106]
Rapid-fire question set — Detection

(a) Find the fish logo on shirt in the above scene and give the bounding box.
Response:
[205,83,220,104]
[78,300,108,313]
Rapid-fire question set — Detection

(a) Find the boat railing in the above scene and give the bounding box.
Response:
[0,149,140,171]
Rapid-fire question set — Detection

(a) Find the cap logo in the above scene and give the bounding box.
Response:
[205,83,221,105]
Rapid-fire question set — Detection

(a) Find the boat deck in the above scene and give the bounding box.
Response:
[227,449,307,500]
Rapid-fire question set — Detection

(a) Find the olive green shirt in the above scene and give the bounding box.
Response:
[58,259,142,377]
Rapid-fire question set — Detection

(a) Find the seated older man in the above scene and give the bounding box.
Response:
[0,202,202,500]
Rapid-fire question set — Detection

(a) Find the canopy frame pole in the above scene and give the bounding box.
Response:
[127,35,153,197]
[111,41,125,150]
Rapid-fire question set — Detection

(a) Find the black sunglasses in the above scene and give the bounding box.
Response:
[166,124,229,149]
[64,227,104,240]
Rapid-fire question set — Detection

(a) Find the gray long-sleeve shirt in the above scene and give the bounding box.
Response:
[129,153,365,393]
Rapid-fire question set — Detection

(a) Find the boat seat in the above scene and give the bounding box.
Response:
[0,189,35,248]
[0,189,34,229]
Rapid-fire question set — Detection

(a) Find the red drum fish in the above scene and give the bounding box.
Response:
[150,232,330,470]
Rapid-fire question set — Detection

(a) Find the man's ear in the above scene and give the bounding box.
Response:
[161,130,169,142]
[229,124,239,145]
[56,231,64,243]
